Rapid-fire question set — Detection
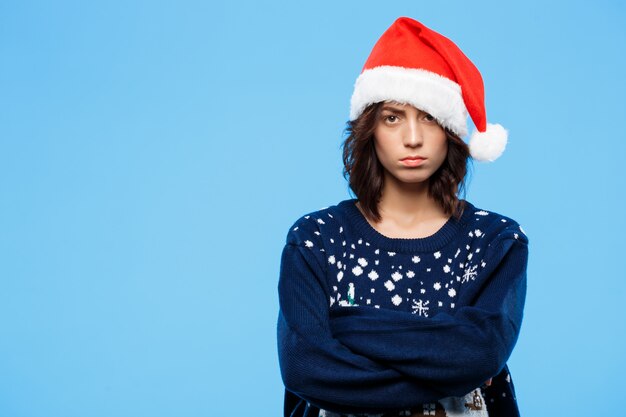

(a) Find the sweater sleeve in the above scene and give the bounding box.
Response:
[328,234,529,398]
[276,220,450,413]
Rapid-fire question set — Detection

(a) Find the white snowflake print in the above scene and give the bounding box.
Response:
[387,251,396,256]
[375,260,379,265]
[368,270,379,281]
[350,243,356,249]
[514,233,519,239]
[467,252,473,260]
[328,255,336,265]
[317,218,325,224]
[481,260,486,267]
[474,229,483,237]
[443,264,451,273]
[339,226,343,233]
[337,260,343,269]
[358,238,362,244]
[438,301,443,307]
[420,288,426,294]
[406,270,415,278]
[337,271,343,282]
[330,238,334,244]
[433,282,441,291]
[462,263,479,283]
[375,249,380,254]
[304,240,314,247]
[391,294,403,306]
[423,403,436,414]
[412,255,421,263]
[454,248,460,258]
[329,295,335,307]
[412,299,430,317]
[475,210,489,216]
[384,280,395,291]
[434,251,441,259]
[448,288,457,297]
[357,257,368,267]
[391,271,403,281]
[352,265,363,276]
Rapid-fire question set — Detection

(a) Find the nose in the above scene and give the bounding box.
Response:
[403,117,424,147]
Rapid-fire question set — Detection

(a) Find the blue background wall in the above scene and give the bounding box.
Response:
[1,1,625,416]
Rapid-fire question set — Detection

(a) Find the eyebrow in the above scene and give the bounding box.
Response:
[381,106,406,115]
[381,106,428,115]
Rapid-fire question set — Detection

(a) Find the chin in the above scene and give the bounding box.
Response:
[394,173,431,184]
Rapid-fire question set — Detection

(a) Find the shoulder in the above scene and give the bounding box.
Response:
[463,200,529,246]
[284,200,345,249]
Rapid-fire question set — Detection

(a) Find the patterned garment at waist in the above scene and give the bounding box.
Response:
[318,387,488,417]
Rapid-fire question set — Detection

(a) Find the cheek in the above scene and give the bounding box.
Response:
[434,132,448,156]
[373,132,390,155]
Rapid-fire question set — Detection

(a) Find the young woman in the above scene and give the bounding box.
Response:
[277,17,529,417]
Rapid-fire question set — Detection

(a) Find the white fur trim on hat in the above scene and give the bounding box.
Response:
[349,65,469,137]
[469,123,508,162]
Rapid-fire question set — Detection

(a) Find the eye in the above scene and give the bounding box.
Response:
[424,113,436,122]
[384,115,399,123]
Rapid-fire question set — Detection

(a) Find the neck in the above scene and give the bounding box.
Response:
[377,176,446,223]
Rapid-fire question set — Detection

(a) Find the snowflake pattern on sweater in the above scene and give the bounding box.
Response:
[279,198,528,417]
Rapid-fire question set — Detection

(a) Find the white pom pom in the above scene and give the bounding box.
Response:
[468,123,508,162]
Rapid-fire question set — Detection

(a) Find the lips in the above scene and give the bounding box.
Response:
[401,156,426,161]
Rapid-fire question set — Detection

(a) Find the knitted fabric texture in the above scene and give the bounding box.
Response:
[277,198,529,417]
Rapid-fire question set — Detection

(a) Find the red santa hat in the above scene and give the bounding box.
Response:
[349,17,508,162]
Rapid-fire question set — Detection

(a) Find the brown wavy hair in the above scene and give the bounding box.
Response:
[341,101,473,223]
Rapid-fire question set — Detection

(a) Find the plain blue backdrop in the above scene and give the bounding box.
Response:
[1,1,625,416]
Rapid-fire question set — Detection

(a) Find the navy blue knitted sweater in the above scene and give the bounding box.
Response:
[277,198,529,417]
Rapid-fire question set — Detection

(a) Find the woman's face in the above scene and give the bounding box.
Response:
[373,101,448,186]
